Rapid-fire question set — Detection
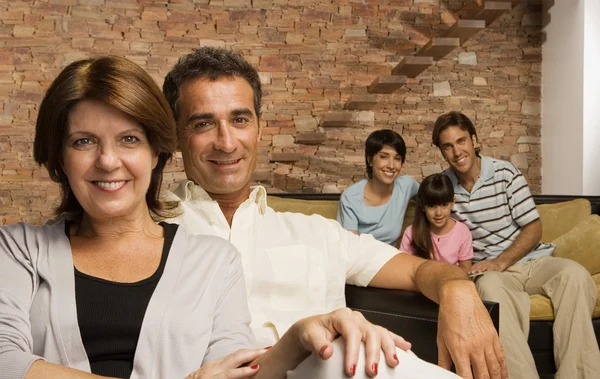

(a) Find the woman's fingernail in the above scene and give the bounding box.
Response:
[350,364,356,376]
[319,345,327,357]
[372,363,378,374]
[394,354,399,362]
[264,345,272,350]
[250,364,259,370]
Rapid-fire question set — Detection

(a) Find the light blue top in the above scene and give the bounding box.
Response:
[337,175,419,246]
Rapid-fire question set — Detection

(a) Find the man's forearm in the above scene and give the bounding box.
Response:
[492,219,542,270]
[414,259,472,304]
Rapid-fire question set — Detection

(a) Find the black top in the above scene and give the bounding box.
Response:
[67,222,177,379]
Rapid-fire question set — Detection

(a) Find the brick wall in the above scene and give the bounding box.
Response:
[0,0,543,225]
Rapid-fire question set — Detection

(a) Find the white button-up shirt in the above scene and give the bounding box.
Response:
[167,181,400,346]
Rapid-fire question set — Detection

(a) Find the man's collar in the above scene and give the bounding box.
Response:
[248,185,268,214]
[479,155,494,181]
[445,155,494,194]
[173,180,268,215]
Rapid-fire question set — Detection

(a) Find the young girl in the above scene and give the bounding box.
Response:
[399,173,473,273]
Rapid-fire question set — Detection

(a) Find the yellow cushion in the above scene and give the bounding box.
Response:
[537,199,591,243]
[530,294,554,321]
[529,215,600,321]
[527,273,600,320]
[267,196,339,220]
[551,214,600,276]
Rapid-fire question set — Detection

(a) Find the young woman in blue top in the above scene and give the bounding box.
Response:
[337,129,419,246]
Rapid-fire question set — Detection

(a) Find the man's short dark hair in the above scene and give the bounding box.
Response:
[163,47,262,122]
[364,129,407,179]
[432,111,481,155]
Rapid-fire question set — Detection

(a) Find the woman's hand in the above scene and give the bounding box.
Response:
[186,348,267,379]
[293,307,411,377]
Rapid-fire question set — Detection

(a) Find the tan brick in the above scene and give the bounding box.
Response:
[142,10,168,21]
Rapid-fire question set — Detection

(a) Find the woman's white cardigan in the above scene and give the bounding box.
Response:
[0,220,255,378]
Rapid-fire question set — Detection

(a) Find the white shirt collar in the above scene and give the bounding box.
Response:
[173,180,268,215]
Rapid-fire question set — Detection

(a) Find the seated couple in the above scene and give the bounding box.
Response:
[338,115,600,378]
[0,50,509,378]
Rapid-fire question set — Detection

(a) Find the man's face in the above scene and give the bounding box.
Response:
[437,125,478,176]
[176,76,260,196]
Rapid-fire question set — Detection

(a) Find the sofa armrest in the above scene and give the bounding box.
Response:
[345,284,500,365]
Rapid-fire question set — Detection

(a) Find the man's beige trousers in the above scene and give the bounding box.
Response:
[475,256,599,379]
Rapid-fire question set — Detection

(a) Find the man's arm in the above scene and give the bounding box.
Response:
[369,254,507,379]
[369,253,468,304]
[469,218,542,274]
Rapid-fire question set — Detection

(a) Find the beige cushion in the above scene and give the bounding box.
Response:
[532,274,600,320]
[530,294,554,321]
[552,214,600,276]
[537,199,591,243]
[267,196,339,220]
[530,214,600,320]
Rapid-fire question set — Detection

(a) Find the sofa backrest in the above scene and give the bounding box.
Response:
[267,195,592,244]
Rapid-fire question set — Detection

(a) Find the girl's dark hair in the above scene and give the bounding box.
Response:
[411,173,455,259]
[364,129,407,179]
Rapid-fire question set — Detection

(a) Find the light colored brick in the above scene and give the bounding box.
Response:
[322,184,341,194]
[510,154,529,169]
[421,164,442,177]
[458,52,477,65]
[293,115,318,132]
[517,136,541,144]
[273,134,295,146]
[433,81,452,97]
[521,100,541,116]
[473,76,487,86]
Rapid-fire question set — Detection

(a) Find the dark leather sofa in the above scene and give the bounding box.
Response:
[272,193,600,378]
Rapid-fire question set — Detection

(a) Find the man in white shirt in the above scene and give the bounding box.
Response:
[162,47,507,379]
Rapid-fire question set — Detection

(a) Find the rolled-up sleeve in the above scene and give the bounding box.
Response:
[0,224,43,378]
[326,220,400,287]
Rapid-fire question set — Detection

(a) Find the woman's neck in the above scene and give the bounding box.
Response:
[364,179,394,207]
[74,207,162,240]
[367,178,394,198]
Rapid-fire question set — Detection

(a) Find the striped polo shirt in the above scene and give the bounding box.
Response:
[444,155,554,263]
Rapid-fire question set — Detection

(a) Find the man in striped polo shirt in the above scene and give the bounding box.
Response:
[432,111,599,379]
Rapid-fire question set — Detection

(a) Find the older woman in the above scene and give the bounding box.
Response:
[0,57,409,379]
[338,130,419,246]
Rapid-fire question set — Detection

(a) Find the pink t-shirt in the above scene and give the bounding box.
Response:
[399,221,473,265]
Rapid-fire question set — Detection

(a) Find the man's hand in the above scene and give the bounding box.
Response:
[437,280,508,379]
[469,259,508,274]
